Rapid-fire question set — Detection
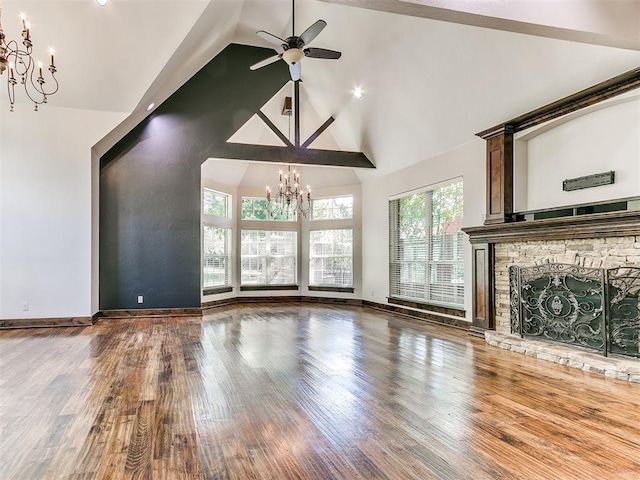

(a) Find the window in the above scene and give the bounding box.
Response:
[312,195,353,220]
[203,188,229,217]
[203,226,231,288]
[309,229,353,287]
[241,230,297,285]
[202,188,232,294]
[389,180,464,307]
[241,197,296,221]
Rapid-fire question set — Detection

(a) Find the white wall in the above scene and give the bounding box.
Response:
[520,95,640,211]
[0,106,125,319]
[361,139,486,322]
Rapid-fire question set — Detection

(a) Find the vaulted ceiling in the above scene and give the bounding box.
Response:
[2,0,639,182]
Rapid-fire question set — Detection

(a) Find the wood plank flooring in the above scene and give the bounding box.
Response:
[1,303,639,479]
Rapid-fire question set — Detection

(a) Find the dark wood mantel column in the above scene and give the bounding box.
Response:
[467,125,514,336]
[479,125,514,225]
[469,243,494,337]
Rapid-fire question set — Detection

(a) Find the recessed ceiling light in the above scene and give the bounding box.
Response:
[146,102,155,111]
[96,0,108,6]
[353,87,363,99]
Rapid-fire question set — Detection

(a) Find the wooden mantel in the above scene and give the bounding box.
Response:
[476,65,640,226]
[462,210,640,337]
[463,210,640,244]
[467,65,640,337]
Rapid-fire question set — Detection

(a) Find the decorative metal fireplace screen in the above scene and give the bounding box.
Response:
[509,264,640,358]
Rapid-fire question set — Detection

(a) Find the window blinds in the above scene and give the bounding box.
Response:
[203,226,231,288]
[389,181,464,307]
[241,230,297,285]
[309,229,353,286]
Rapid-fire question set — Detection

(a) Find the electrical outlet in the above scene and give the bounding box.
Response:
[137,295,144,304]
[22,302,29,311]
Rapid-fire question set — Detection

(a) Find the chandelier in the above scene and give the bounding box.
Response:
[266,165,312,218]
[0,6,59,111]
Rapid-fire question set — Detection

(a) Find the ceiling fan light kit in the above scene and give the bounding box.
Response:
[283,48,304,65]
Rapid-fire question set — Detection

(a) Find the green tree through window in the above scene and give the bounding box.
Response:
[203,189,229,217]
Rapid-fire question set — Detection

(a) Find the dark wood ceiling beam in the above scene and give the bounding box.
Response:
[217,143,374,169]
[228,78,370,169]
[301,116,335,149]
[294,80,301,147]
[256,111,293,147]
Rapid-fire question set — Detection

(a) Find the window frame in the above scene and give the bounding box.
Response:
[241,196,297,222]
[203,187,231,219]
[202,186,234,295]
[388,179,464,310]
[240,229,298,287]
[308,228,354,288]
[310,194,354,221]
[202,226,232,293]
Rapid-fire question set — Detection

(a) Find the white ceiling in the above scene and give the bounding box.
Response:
[2,0,639,183]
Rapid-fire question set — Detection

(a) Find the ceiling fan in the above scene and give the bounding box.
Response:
[249,0,342,81]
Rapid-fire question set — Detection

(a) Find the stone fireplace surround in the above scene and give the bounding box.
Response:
[464,210,640,383]
[494,235,640,333]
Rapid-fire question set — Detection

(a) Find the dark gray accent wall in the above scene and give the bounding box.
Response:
[100,43,374,311]
[100,44,292,310]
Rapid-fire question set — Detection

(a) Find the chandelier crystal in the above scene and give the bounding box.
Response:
[266,165,312,218]
[0,6,59,111]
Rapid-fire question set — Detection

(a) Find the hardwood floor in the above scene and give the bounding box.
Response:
[1,304,639,479]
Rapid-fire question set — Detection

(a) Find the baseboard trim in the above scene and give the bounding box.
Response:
[387,297,466,318]
[202,295,362,309]
[0,299,470,331]
[362,300,471,331]
[97,308,203,319]
[203,296,470,331]
[468,326,488,338]
[0,316,93,329]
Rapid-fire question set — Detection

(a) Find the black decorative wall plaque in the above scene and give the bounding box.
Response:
[563,171,615,192]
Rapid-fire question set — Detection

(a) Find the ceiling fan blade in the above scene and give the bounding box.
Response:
[289,62,301,81]
[257,30,287,48]
[304,47,342,60]
[299,20,327,46]
[250,54,282,71]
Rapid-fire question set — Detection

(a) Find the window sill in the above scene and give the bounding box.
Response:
[308,286,355,293]
[203,286,233,296]
[240,285,299,292]
[387,297,465,318]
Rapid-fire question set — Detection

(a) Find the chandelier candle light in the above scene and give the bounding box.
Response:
[0,6,59,111]
[266,165,312,218]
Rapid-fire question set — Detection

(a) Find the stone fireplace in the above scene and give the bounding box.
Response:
[462,68,640,326]
[464,211,640,381]
[460,64,640,381]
